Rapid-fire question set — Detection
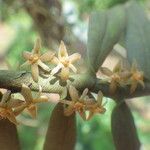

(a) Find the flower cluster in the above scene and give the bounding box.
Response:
[0,85,48,125]
[101,60,144,94]
[0,38,84,125]
[60,86,106,120]
[21,38,81,82]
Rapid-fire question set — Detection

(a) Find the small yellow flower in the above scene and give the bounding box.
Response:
[129,61,144,93]
[18,84,48,118]
[51,41,81,81]
[60,85,88,120]
[85,91,106,120]
[21,38,55,82]
[0,91,23,125]
[101,61,131,93]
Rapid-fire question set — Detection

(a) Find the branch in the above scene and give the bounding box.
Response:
[0,70,150,100]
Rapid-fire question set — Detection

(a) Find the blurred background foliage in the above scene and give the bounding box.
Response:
[0,0,150,150]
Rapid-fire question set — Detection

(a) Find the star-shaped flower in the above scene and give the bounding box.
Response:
[21,38,55,82]
[19,84,48,118]
[0,90,24,125]
[129,61,144,93]
[101,61,131,93]
[60,85,88,120]
[51,41,81,81]
[85,91,106,120]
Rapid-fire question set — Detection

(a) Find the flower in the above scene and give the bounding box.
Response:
[0,90,24,125]
[51,41,81,81]
[85,91,106,120]
[18,84,48,118]
[21,38,55,82]
[129,61,144,93]
[60,85,88,120]
[101,61,131,93]
[60,86,106,120]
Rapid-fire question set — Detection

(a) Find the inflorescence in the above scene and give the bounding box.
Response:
[0,38,145,125]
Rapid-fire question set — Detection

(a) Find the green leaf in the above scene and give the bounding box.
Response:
[111,102,140,150]
[87,5,126,73]
[125,1,150,80]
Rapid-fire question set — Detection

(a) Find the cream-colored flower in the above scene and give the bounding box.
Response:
[101,61,131,93]
[51,41,81,80]
[60,85,88,120]
[0,90,24,125]
[18,84,48,118]
[129,61,144,93]
[85,91,106,120]
[21,38,55,82]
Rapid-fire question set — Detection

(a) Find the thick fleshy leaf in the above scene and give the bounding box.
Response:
[111,102,140,150]
[0,119,20,150]
[43,103,76,150]
[87,5,126,73]
[125,2,150,80]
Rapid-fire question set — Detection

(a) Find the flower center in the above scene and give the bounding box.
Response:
[29,54,39,64]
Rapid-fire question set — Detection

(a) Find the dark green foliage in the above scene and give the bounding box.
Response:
[111,102,140,150]
[87,5,126,73]
[125,1,150,80]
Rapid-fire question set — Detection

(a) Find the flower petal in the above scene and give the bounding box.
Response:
[58,41,68,59]
[64,105,74,116]
[33,38,41,55]
[21,84,33,103]
[20,61,30,69]
[86,111,94,120]
[22,51,32,60]
[51,64,62,75]
[7,112,19,125]
[109,80,117,94]
[33,95,48,103]
[69,86,79,102]
[8,99,24,108]
[38,60,50,72]
[69,53,81,63]
[131,60,138,73]
[40,51,55,62]
[13,104,27,116]
[31,63,39,82]
[130,81,138,94]
[80,88,88,101]
[100,67,113,76]
[69,64,77,73]
[27,104,37,118]
[78,110,86,121]
[113,60,122,73]
[97,91,103,106]
[51,57,59,64]
[138,80,145,88]
[0,90,11,105]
